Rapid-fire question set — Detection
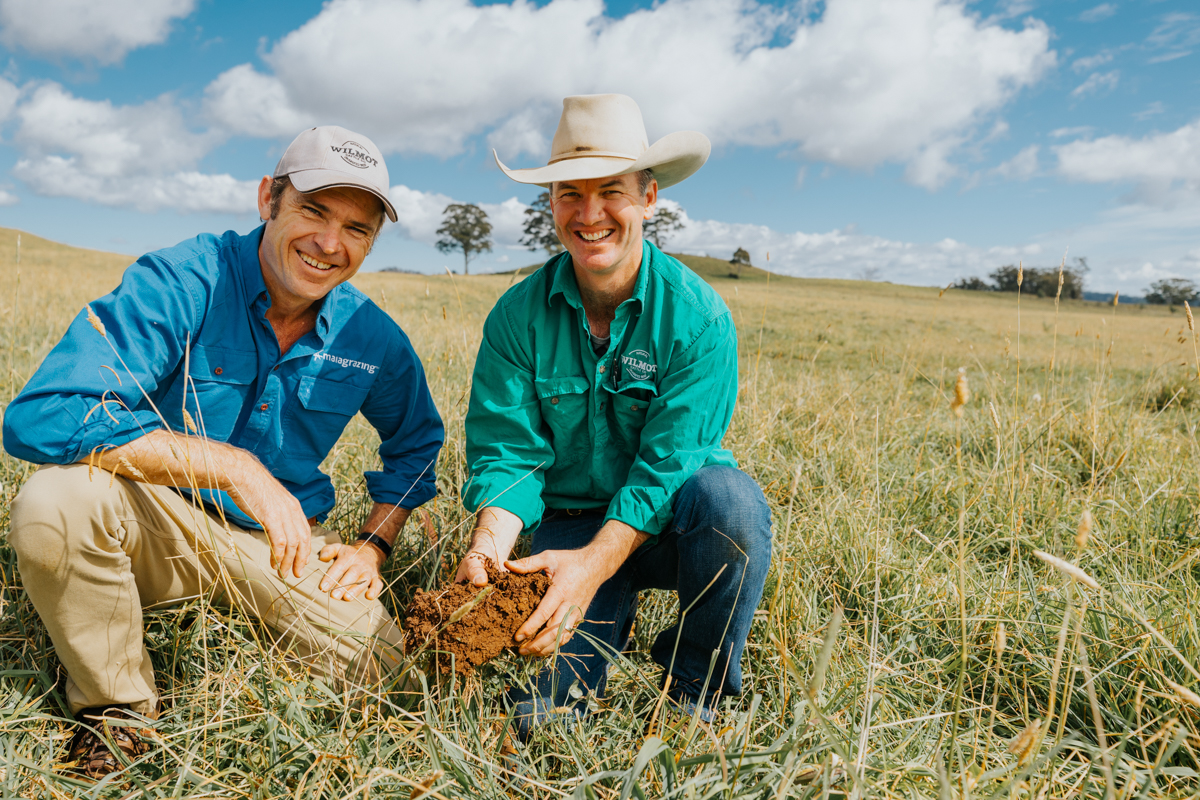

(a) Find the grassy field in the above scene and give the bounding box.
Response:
[2,225,1200,798]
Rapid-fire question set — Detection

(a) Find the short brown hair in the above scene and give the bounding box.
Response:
[268,175,292,219]
[634,168,654,196]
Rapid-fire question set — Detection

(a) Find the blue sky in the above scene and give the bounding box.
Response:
[0,0,1196,294]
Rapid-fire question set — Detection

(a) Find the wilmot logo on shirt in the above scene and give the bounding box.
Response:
[331,142,377,170]
[620,349,657,381]
[313,351,378,374]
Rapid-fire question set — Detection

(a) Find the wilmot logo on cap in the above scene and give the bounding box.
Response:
[331,141,377,170]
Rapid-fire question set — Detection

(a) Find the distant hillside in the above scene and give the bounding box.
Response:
[0,227,132,274]
[1083,291,1145,305]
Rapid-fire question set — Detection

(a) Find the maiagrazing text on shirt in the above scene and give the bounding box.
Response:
[313,352,378,374]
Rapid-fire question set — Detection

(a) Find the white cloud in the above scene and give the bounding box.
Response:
[1072,51,1113,73]
[0,0,194,64]
[1055,119,1200,198]
[1079,4,1117,23]
[0,77,17,122]
[1147,12,1200,51]
[1135,101,1165,121]
[9,83,256,213]
[1050,126,1092,138]
[12,158,258,213]
[1071,70,1119,97]
[993,144,1039,180]
[203,64,316,139]
[0,188,18,206]
[204,0,1054,189]
[387,184,528,248]
[659,202,1041,286]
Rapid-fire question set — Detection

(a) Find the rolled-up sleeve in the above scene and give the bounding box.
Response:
[461,304,551,531]
[3,255,199,464]
[605,312,738,537]
[359,329,444,510]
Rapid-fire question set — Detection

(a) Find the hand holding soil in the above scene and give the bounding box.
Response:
[404,559,550,675]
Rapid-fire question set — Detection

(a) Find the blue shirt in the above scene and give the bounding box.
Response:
[2,227,444,528]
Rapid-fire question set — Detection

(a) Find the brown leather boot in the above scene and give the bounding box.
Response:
[66,705,147,780]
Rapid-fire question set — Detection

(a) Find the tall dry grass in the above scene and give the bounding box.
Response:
[1,228,1199,797]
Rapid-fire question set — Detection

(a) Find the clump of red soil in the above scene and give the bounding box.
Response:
[404,560,550,675]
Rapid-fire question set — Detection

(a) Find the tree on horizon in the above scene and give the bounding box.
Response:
[643,205,684,250]
[519,192,563,257]
[729,247,751,278]
[436,203,493,275]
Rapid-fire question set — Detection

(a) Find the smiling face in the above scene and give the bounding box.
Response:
[550,172,658,283]
[255,176,384,315]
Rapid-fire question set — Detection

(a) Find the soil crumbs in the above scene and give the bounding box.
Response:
[404,560,550,675]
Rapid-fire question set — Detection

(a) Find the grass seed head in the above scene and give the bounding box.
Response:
[1187,301,1195,333]
[1017,263,1023,288]
[951,369,970,417]
[1008,719,1042,766]
[988,401,1000,431]
[117,456,145,481]
[1076,509,1093,550]
[86,304,106,337]
[1112,291,1120,307]
[1166,679,1200,708]
[182,409,197,434]
[994,621,1007,657]
[1033,549,1101,590]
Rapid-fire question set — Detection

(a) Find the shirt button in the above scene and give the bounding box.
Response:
[260,403,269,411]
[550,397,559,405]
[598,365,606,373]
[273,365,280,371]
[214,367,223,375]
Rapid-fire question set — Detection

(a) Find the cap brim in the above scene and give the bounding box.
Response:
[494,131,711,190]
[288,168,398,223]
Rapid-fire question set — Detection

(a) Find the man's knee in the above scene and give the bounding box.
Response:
[675,466,773,552]
[9,464,122,573]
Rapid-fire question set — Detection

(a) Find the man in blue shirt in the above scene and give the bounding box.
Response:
[3,126,443,779]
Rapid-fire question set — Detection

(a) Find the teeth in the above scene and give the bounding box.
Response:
[579,230,612,242]
[299,252,335,270]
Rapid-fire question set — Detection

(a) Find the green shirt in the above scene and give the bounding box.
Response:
[463,241,739,537]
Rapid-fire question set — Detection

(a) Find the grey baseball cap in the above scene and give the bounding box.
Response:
[273,126,397,222]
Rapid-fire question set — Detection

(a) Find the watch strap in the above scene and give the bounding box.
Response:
[356,531,393,561]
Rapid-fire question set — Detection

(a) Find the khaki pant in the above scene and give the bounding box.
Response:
[8,464,408,716]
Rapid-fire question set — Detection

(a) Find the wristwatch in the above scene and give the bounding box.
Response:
[356,531,393,561]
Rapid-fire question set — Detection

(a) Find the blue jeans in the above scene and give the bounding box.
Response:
[508,465,772,735]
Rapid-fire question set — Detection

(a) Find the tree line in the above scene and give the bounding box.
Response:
[953,259,1199,306]
[952,259,1090,299]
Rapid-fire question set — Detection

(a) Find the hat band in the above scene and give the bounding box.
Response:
[547,150,640,165]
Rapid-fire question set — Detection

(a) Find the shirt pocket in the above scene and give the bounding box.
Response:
[167,345,258,441]
[284,376,371,463]
[603,378,658,450]
[534,376,591,467]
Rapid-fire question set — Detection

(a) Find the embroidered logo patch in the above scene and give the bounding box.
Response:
[620,349,657,381]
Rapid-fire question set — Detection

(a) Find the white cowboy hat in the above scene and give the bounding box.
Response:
[493,94,710,190]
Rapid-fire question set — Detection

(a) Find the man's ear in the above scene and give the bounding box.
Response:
[256,176,273,221]
[642,178,658,219]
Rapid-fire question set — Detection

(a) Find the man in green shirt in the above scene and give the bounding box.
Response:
[458,94,772,738]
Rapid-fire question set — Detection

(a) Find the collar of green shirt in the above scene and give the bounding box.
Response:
[545,239,652,317]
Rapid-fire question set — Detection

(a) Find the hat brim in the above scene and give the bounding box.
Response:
[494,131,710,190]
[288,168,398,223]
